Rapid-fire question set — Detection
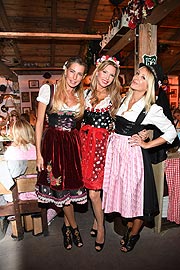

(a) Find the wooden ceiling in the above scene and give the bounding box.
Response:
[0,0,180,80]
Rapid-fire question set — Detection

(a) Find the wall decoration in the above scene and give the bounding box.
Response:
[23,107,30,114]
[171,88,177,98]
[28,80,39,89]
[31,91,39,111]
[21,92,30,102]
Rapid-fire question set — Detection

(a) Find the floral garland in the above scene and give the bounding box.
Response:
[96,55,120,67]
[124,0,164,30]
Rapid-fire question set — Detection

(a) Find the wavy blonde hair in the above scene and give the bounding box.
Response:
[12,118,35,147]
[90,60,121,118]
[126,66,156,112]
[51,56,87,119]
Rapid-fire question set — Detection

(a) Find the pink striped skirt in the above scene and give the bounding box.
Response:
[102,133,144,218]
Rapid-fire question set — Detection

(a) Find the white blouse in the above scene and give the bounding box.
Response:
[84,89,111,109]
[116,95,177,144]
[37,83,80,113]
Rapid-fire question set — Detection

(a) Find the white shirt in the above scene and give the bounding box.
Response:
[84,89,111,109]
[37,83,80,113]
[116,96,177,144]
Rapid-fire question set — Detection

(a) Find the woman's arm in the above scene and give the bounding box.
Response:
[130,135,167,149]
[35,102,47,171]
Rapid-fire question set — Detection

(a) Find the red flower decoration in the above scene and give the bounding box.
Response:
[145,0,155,9]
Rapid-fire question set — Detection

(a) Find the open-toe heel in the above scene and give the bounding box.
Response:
[61,224,72,250]
[121,234,140,253]
[95,227,105,252]
[95,241,104,252]
[90,228,97,238]
[71,227,83,248]
[120,227,132,246]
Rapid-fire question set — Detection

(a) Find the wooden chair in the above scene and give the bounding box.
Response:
[0,160,48,240]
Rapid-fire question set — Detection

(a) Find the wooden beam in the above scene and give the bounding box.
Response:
[0,0,22,64]
[79,0,100,58]
[145,0,180,24]
[0,32,102,40]
[159,40,180,46]
[105,0,180,56]
[138,24,157,64]
[107,29,134,56]
[50,0,57,67]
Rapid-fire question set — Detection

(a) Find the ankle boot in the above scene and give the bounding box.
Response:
[71,227,83,247]
[61,224,72,250]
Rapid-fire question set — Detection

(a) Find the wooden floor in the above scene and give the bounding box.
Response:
[0,202,180,270]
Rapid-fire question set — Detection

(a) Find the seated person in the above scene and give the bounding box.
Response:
[0,118,36,203]
[0,117,57,224]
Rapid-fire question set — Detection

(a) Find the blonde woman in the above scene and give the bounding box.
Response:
[1,118,36,204]
[80,55,122,251]
[35,56,87,250]
[102,63,177,253]
[4,118,36,160]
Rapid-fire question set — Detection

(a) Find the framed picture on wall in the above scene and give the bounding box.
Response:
[28,80,39,89]
[170,102,177,109]
[171,88,177,98]
[23,107,30,114]
[31,91,39,111]
[21,92,30,102]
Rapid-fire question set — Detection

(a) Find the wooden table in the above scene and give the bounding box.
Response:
[165,151,180,224]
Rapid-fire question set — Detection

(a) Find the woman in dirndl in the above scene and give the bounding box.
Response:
[80,55,122,251]
[35,56,87,250]
[102,63,177,253]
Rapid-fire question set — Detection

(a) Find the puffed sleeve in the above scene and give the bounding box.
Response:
[145,104,177,144]
[36,84,51,105]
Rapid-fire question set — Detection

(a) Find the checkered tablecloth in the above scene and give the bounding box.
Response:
[165,154,180,224]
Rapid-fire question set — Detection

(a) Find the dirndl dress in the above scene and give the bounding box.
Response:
[102,110,159,221]
[80,105,113,190]
[36,112,87,207]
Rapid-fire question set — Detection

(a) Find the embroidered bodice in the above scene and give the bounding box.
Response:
[47,111,77,129]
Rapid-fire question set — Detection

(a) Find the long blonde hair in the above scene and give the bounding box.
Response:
[90,60,121,118]
[127,66,156,112]
[12,118,35,147]
[51,56,87,119]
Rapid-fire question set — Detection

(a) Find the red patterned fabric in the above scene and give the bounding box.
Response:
[165,156,180,224]
[80,125,110,190]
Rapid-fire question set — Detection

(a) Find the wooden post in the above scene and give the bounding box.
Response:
[138,23,157,65]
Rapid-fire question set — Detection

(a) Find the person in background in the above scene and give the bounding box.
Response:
[0,115,8,135]
[42,72,53,85]
[35,56,87,250]
[29,110,37,128]
[173,107,180,129]
[173,107,180,141]
[0,118,36,205]
[102,63,177,253]
[20,112,30,123]
[8,110,20,137]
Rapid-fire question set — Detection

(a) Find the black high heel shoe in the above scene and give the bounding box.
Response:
[95,227,105,252]
[71,227,83,247]
[61,224,72,250]
[121,234,140,253]
[95,241,104,252]
[90,228,97,237]
[120,227,132,246]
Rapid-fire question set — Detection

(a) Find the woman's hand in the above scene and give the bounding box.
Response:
[138,129,149,141]
[129,134,149,149]
[36,154,44,172]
